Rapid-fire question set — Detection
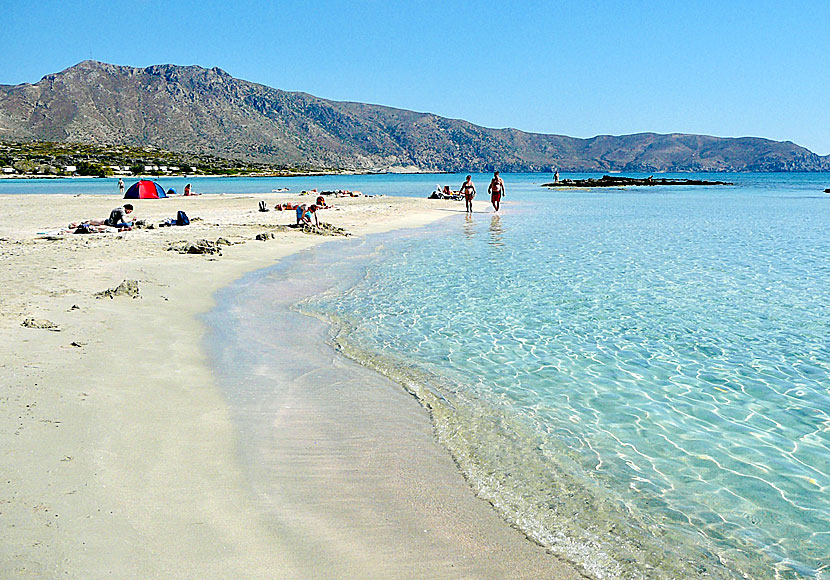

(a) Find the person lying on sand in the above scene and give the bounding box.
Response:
[69,204,134,231]
[71,223,115,234]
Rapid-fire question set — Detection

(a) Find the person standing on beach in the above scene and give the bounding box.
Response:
[488,171,505,212]
[460,175,476,214]
[118,178,124,195]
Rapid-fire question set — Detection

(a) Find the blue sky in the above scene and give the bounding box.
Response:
[3,0,829,154]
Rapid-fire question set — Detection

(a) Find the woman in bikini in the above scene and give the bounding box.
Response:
[460,175,476,214]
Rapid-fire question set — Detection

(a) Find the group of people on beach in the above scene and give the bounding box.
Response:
[69,191,331,236]
[460,171,505,214]
[266,195,329,228]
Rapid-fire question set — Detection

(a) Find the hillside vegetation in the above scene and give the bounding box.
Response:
[1,60,827,172]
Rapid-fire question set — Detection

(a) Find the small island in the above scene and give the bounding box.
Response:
[543,175,734,188]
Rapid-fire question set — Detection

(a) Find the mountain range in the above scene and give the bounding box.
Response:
[0,60,826,173]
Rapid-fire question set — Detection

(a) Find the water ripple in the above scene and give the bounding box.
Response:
[306,184,830,579]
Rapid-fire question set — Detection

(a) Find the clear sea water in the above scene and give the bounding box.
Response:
[0,172,508,196]
[288,173,829,579]
[25,172,826,578]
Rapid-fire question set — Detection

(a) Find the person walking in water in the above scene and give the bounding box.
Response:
[460,175,476,214]
[118,178,124,196]
[488,171,505,212]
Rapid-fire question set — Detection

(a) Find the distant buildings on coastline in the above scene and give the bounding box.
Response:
[1,164,199,177]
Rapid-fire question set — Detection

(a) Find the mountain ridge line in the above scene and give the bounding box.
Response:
[0,60,825,173]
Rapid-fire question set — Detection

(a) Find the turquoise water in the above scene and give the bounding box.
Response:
[0,172,503,196]
[294,174,830,579]
[0,171,800,197]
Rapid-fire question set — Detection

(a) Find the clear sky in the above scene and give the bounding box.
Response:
[3,0,829,154]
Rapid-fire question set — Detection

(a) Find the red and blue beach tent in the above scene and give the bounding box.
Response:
[124,180,167,199]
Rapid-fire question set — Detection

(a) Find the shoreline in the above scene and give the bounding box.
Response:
[0,169,456,180]
[0,193,582,578]
[204,232,586,578]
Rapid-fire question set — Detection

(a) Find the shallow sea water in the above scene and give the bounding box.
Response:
[295,174,830,579]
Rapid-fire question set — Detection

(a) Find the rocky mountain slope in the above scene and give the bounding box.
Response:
[1,60,826,172]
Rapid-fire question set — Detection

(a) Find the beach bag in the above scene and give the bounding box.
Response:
[176,210,190,226]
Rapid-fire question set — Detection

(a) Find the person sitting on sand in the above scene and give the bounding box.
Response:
[184,183,200,196]
[316,195,329,208]
[105,204,134,230]
[69,204,134,231]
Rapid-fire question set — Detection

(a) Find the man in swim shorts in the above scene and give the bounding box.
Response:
[460,175,476,214]
[488,171,505,212]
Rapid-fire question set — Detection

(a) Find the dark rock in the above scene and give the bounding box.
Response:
[255,232,275,240]
[543,175,733,188]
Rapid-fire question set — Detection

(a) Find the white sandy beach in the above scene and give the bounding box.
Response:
[0,192,584,579]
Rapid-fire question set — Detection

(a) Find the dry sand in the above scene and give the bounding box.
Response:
[0,192,585,579]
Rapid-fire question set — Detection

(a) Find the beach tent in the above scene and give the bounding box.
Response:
[124,180,167,199]
[167,188,177,196]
